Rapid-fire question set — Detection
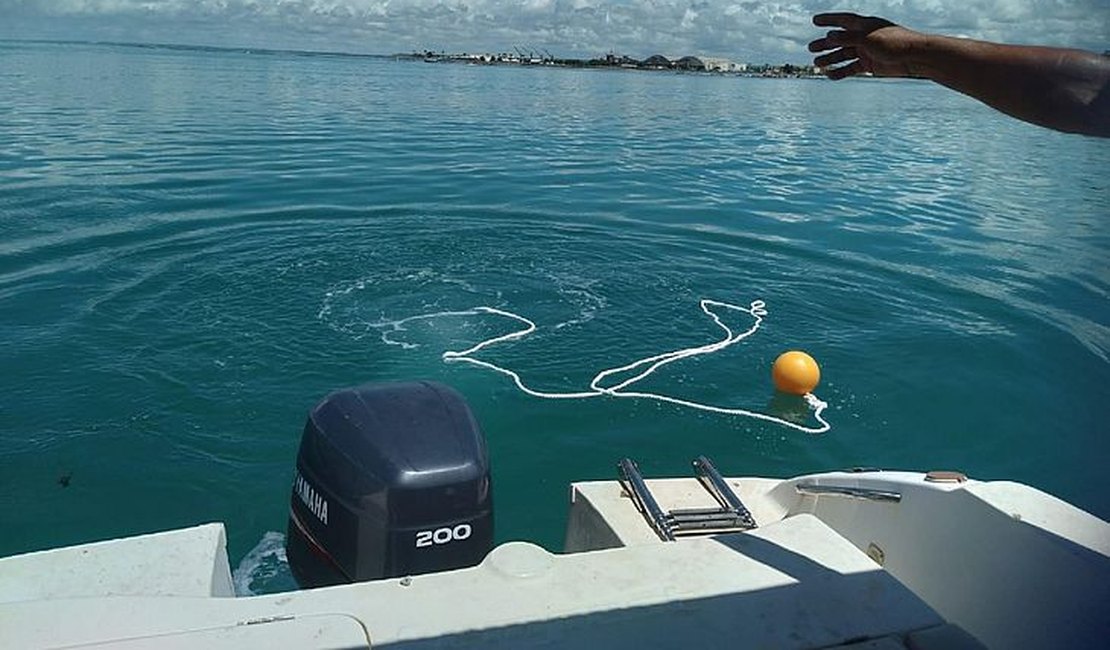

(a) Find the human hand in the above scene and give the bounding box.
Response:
[808,13,926,80]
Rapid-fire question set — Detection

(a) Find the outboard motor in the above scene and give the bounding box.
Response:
[286,381,493,588]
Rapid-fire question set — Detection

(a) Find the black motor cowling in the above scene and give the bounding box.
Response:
[286,381,493,588]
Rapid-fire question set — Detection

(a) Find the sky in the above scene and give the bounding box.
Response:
[1,1,1107,62]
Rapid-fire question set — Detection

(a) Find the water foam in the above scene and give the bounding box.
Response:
[232,531,289,596]
[375,299,831,434]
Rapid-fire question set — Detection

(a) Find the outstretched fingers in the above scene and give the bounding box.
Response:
[809,30,866,79]
[808,36,832,52]
[813,12,870,31]
[814,12,893,32]
[810,13,903,80]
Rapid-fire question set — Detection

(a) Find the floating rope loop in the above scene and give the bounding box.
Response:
[381,299,830,434]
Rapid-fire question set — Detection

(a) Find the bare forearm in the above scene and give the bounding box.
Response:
[810,13,1110,136]
[911,35,1110,136]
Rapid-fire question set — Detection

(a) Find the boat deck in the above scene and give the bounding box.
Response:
[0,514,981,649]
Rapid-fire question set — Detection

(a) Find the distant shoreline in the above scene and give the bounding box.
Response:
[402,51,823,79]
[2,38,821,78]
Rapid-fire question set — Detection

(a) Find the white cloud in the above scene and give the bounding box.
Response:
[1,0,1106,61]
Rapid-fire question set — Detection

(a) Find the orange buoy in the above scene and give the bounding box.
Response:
[772,350,821,395]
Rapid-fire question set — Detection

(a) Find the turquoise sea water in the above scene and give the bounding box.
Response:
[1,41,1107,593]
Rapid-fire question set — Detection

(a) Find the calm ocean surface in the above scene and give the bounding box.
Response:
[1,41,1107,593]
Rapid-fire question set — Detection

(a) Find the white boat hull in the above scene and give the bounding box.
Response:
[1,470,1106,649]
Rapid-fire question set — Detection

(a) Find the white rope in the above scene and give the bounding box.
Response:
[376,300,830,434]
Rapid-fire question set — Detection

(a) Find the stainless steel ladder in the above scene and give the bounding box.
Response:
[617,456,756,541]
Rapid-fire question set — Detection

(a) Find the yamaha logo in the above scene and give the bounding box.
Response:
[294,471,329,526]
